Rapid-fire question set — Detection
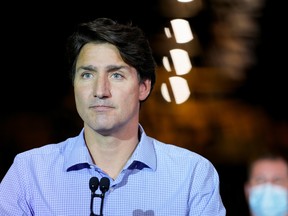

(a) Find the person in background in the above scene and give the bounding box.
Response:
[0,17,226,215]
[244,152,288,216]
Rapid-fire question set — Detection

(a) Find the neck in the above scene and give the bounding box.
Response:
[84,125,139,179]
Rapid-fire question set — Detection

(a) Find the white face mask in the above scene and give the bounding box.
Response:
[249,183,288,216]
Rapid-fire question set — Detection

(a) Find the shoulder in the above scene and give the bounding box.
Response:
[150,138,220,185]
[152,138,213,167]
[14,136,77,163]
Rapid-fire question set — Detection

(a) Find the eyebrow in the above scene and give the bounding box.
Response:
[77,64,130,73]
[106,65,130,72]
[77,65,96,73]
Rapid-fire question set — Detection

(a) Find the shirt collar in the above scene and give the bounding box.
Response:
[64,128,92,171]
[64,125,156,172]
[127,124,156,171]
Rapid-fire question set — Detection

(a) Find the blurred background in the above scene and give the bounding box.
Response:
[0,0,287,215]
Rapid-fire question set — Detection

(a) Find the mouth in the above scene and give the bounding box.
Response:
[90,105,114,112]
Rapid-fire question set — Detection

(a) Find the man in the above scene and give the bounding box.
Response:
[244,152,288,216]
[0,17,226,215]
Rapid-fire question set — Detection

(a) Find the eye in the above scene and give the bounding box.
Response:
[82,72,94,79]
[111,72,124,80]
[254,176,267,184]
[273,177,285,185]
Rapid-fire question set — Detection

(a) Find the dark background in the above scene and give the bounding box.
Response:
[1,1,287,215]
[1,0,286,118]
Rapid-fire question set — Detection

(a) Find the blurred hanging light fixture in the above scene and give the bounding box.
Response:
[177,0,194,3]
[170,19,193,43]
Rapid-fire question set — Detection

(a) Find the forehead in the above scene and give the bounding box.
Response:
[77,43,121,62]
[250,158,288,178]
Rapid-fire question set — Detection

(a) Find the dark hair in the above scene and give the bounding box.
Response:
[65,17,156,101]
[246,151,288,180]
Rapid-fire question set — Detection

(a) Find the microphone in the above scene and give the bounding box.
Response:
[89,177,99,193]
[89,176,110,216]
[99,177,110,216]
[99,177,110,194]
[89,177,99,216]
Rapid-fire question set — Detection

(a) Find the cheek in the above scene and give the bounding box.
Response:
[74,86,90,105]
[117,89,138,103]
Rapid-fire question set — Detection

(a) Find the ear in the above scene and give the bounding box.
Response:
[139,79,151,101]
[244,183,250,200]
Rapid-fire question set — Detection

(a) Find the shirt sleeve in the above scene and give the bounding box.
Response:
[188,158,226,216]
[0,155,33,216]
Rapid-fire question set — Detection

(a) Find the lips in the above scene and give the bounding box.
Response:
[90,105,114,112]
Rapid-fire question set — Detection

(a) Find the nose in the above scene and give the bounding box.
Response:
[93,74,111,98]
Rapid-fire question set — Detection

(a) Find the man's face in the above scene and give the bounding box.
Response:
[73,43,151,136]
[244,158,288,216]
[245,158,288,200]
[248,159,288,188]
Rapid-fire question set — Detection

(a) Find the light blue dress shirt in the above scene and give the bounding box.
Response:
[0,125,226,215]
